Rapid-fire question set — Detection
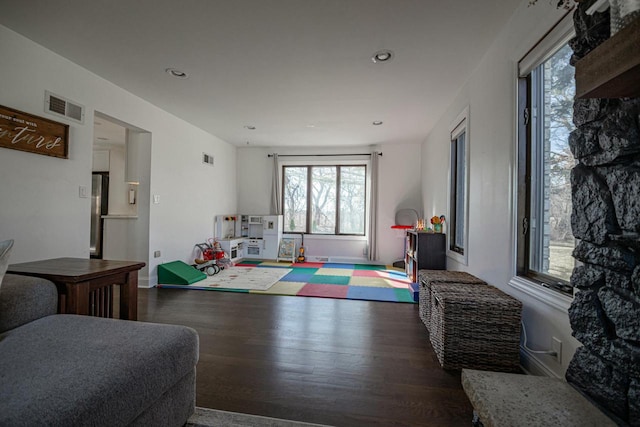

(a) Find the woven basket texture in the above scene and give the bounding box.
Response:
[429,282,522,372]
[418,270,485,331]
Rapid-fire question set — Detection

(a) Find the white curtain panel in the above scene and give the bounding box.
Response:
[270,153,282,215]
[368,152,379,261]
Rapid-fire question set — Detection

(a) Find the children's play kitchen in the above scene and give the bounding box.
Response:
[212,214,283,263]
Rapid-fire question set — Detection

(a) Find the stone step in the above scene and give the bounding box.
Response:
[461,369,616,427]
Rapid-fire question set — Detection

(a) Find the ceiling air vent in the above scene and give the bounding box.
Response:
[203,153,214,166]
[44,91,85,124]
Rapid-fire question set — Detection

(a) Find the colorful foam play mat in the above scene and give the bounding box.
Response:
[157,261,416,303]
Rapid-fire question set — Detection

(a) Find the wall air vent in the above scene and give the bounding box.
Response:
[203,153,214,166]
[44,91,85,124]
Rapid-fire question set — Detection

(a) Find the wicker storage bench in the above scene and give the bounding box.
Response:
[418,270,485,331]
[429,282,522,372]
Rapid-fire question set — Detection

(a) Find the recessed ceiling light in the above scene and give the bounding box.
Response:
[372,121,383,126]
[371,50,394,63]
[165,68,188,79]
[244,125,256,130]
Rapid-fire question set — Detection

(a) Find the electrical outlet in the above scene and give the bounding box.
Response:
[551,337,562,362]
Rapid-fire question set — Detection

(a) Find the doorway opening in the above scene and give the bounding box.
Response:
[92,112,152,285]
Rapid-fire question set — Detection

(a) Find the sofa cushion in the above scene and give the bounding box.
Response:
[0,239,14,290]
[0,314,199,426]
[0,274,58,333]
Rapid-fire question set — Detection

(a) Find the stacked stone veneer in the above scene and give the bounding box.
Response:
[566,2,640,425]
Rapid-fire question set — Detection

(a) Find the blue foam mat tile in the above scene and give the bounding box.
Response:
[279,273,314,282]
[387,270,409,279]
[346,286,398,302]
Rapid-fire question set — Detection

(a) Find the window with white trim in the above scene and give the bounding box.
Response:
[449,108,469,262]
[517,13,576,296]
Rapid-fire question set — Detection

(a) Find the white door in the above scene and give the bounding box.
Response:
[263,236,279,260]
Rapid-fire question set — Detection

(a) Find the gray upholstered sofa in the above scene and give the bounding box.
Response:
[0,273,199,426]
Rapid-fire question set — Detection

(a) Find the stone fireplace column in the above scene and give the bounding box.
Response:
[565,2,640,425]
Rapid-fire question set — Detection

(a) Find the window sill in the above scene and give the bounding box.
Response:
[447,249,467,266]
[282,233,367,241]
[508,276,573,312]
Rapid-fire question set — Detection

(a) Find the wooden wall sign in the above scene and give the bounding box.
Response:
[0,105,69,159]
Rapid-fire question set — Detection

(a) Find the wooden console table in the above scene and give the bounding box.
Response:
[8,258,145,320]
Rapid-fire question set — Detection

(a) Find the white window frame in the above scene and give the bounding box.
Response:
[447,106,469,265]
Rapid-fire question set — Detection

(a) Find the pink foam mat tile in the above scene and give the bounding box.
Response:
[296,283,349,299]
[352,269,385,278]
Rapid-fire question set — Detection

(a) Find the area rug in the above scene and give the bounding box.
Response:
[159,261,415,304]
[187,406,331,427]
[158,265,291,291]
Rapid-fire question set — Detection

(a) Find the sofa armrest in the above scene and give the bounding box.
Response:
[0,274,58,333]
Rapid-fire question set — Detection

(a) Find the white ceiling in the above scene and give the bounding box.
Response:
[0,0,520,148]
[93,115,126,149]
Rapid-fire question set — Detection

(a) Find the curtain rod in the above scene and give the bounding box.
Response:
[267,153,382,158]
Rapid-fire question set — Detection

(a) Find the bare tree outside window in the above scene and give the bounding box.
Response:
[311,167,337,234]
[340,166,366,234]
[283,167,307,232]
[542,43,577,281]
[519,41,577,293]
[282,164,366,235]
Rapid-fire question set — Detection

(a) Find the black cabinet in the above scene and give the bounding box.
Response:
[405,231,446,282]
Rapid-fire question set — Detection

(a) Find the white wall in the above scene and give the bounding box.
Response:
[377,143,423,263]
[237,143,422,265]
[420,2,580,378]
[0,24,237,286]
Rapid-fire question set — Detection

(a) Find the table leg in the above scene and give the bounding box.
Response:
[65,282,90,316]
[120,271,138,320]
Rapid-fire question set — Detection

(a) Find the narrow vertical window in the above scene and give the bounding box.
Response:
[517,12,576,296]
[449,109,469,262]
[283,166,308,233]
[339,166,366,234]
[311,166,337,234]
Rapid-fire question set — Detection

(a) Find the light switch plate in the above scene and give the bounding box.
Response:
[79,185,89,198]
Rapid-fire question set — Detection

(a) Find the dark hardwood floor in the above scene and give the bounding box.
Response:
[138,288,473,427]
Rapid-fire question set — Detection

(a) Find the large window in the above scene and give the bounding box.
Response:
[517,18,576,296]
[283,165,366,235]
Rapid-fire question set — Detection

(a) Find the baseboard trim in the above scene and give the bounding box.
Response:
[520,346,562,378]
[138,275,152,288]
[307,256,374,264]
